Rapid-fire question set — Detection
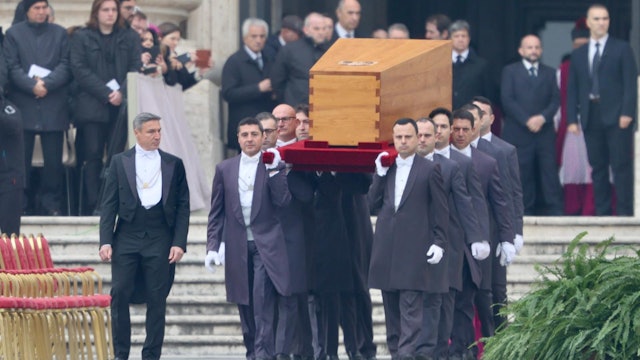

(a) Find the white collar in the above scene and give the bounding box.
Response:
[522,59,538,70]
[434,146,450,158]
[396,154,415,168]
[482,132,493,142]
[452,49,470,62]
[276,137,297,148]
[240,151,261,164]
[135,144,159,158]
[335,22,354,38]
[451,144,472,158]
[243,45,261,61]
[424,152,434,161]
[470,137,479,148]
[590,34,609,48]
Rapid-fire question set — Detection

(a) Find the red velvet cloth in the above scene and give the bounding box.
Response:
[275,140,396,172]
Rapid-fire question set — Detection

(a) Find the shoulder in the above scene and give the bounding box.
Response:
[5,22,27,35]
[159,149,182,163]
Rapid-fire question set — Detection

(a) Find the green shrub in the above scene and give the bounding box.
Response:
[482,232,640,360]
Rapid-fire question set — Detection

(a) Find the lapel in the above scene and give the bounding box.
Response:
[229,156,245,225]
[122,148,138,202]
[396,158,419,211]
[251,158,266,222]
[242,48,263,74]
[159,150,174,206]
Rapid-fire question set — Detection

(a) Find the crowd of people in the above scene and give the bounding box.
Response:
[1,0,638,359]
[0,0,211,235]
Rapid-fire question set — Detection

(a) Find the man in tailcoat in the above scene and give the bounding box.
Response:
[206,117,291,360]
[99,112,190,360]
[368,118,448,359]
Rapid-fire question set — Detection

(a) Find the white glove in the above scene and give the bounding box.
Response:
[218,242,226,265]
[471,241,491,261]
[204,250,220,273]
[265,148,281,170]
[514,234,524,254]
[426,244,444,264]
[375,151,390,177]
[496,241,516,266]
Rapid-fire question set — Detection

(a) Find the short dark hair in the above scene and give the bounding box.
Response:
[238,117,264,134]
[587,3,608,16]
[472,95,492,107]
[459,103,484,118]
[393,118,418,134]
[452,109,474,127]
[416,117,436,131]
[295,103,309,116]
[158,22,180,38]
[133,112,161,130]
[255,112,276,122]
[428,107,453,125]
[426,14,451,35]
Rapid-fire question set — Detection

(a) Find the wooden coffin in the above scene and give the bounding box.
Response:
[309,38,452,146]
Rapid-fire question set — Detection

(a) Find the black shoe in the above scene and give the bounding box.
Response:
[415,354,434,360]
[276,355,292,360]
[363,356,377,360]
[347,352,363,360]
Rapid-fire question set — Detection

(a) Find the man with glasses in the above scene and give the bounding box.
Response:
[257,112,279,150]
[273,104,301,148]
[120,0,137,25]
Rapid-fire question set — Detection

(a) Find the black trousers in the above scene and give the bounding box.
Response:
[276,293,297,356]
[435,289,456,358]
[238,243,256,360]
[291,293,314,357]
[110,232,172,360]
[382,290,423,358]
[0,189,22,235]
[249,241,278,359]
[23,130,64,213]
[416,292,443,357]
[584,101,634,215]
[450,261,477,357]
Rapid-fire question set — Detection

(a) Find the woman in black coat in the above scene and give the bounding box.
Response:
[70,0,141,214]
[158,22,204,91]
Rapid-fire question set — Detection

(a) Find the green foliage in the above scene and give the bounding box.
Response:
[482,232,640,360]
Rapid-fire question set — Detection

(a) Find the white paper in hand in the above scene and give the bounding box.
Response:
[28,64,51,78]
[106,79,120,91]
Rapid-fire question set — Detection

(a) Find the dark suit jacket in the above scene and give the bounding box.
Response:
[567,37,638,128]
[501,61,560,147]
[368,156,448,292]
[452,49,493,109]
[99,147,190,250]
[263,34,282,61]
[207,155,292,305]
[469,147,514,290]
[221,48,276,149]
[486,135,523,235]
[278,170,315,294]
[434,154,482,291]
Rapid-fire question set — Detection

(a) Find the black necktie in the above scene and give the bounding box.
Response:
[529,67,536,77]
[455,55,463,65]
[591,42,601,98]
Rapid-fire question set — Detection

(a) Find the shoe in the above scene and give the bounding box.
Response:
[347,352,363,360]
[276,355,292,360]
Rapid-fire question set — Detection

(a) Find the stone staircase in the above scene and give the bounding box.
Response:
[20,215,640,358]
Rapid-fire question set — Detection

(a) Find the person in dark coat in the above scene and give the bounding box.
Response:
[221,18,276,152]
[263,14,303,61]
[99,112,190,360]
[450,109,515,358]
[0,47,25,235]
[428,108,488,359]
[368,118,449,359]
[70,0,141,215]
[4,0,71,216]
[206,117,291,360]
[450,20,494,110]
[415,117,486,360]
[158,22,207,92]
[271,12,330,107]
[567,4,638,216]
[500,35,562,216]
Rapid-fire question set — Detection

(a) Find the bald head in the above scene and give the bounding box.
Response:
[304,12,327,45]
[273,104,299,142]
[518,34,542,64]
[336,0,361,32]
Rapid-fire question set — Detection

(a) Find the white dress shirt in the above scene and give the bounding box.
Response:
[452,49,470,63]
[424,152,434,161]
[470,137,480,148]
[239,152,260,241]
[589,35,608,71]
[481,132,493,142]
[451,144,472,158]
[135,144,162,209]
[434,146,451,159]
[276,138,297,148]
[335,22,354,38]
[394,154,415,211]
[522,59,539,76]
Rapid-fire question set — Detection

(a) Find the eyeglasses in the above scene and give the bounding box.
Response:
[264,128,277,135]
[275,116,296,123]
